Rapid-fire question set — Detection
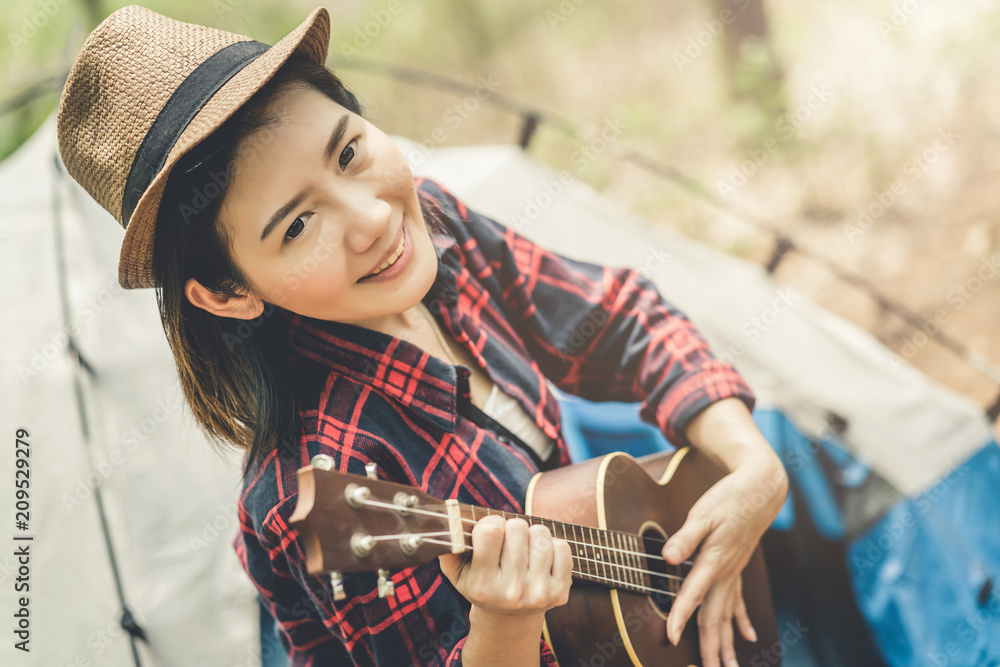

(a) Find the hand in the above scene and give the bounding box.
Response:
[662,454,788,667]
[439,515,573,620]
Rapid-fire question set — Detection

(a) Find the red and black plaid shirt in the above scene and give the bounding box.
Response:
[233,177,755,666]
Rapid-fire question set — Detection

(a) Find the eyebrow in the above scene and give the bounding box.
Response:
[259,113,352,242]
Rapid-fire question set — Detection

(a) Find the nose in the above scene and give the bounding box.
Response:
[342,195,392,255]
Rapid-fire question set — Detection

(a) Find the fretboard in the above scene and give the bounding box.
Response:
[459,504,683,597]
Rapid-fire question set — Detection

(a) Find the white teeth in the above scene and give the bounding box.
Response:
[365,229,406,278]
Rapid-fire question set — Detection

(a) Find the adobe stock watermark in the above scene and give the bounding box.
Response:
[928,589,1000,665]
[337,0,414,61]
[60,391,186,513]
[505,115,627,234]
[842,126,958,243]
[177,123,281,225]
[729,464,790,532]
[188,502,239,555]
[877,0,932,38]
[49,610,153,667]
[715,287,801,365]
[17,274,122,383]
[7,0,71,52]
[716,84,833,199]
[574,601,665,667]
[750,619,810,666]
[545,0,590,30]
[673,0,753,72]
[851,457,967,576]
[884,251,999,372]
[406,74,503,169]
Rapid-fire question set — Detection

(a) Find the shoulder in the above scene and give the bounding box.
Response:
[415,176,460,212]
[237,445,304,545]
[415,176,499,236]
[414,176,515,264]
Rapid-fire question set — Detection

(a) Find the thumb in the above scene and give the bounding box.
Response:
[437,553,465,583]
[663,516,709,565]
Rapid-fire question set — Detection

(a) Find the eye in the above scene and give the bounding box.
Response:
[339,137,359,170]
[284,214,309,243]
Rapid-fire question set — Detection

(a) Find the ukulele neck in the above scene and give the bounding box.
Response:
[456,504,683,597]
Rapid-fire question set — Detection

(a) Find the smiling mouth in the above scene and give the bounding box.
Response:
[359,228,406,281]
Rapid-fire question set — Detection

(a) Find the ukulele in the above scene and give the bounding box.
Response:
[289,446,780,666]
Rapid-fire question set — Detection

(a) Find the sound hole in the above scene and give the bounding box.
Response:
[640,526,676,615]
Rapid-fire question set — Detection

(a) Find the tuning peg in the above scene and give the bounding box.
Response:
[330,571,346,601]
[310,454,334,471]
[365,462,378,480]
[377,569,395,598]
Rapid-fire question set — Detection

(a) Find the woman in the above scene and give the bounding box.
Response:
[56,6,788,667]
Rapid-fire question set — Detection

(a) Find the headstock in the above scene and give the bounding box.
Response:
[289,456,468,599]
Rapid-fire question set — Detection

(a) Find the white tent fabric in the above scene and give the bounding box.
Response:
[1,118,260,666]
[1,115,994,666]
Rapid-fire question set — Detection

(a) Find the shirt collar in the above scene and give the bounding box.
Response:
[274,234,465,435]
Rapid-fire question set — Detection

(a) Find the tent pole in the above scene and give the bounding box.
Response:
[51,152,147,666]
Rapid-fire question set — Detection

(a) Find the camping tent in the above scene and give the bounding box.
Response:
[1,117,260,667]
[2,115,998,666]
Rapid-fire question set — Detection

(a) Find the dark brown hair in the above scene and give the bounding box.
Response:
[152,55,448,481]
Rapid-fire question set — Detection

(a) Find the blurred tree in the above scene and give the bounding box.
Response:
[713,0,786,128]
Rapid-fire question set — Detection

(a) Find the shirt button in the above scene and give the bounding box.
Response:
[496,434,511,445]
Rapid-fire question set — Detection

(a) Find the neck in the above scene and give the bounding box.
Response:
[353,302,431,340]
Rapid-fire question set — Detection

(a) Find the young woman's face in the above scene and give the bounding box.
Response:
[216,84,438,330]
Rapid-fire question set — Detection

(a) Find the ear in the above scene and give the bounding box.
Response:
[184,277,264,320]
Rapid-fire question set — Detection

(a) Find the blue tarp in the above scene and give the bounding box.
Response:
[557,390,1000,666]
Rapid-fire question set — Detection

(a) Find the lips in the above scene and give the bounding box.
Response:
[359,223,405,281]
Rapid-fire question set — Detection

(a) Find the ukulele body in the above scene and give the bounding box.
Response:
[526,447,780,667]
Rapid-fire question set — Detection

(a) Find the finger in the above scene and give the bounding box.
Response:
[527,523,554,577]
[663,515,710,565]
[665,551,719,645]
[552,538,572,579]
[469,514,505,573]
[695,587,728,667]
[719,606,738,667]
[499,517,530,575]
[732,578,758,643]
[437,553,465,583]
[550,538,573,604]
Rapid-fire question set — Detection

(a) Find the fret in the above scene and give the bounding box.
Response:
[624,532,637,590]
[571,524,585,581]
[632,534,649,589]
[601,529,612,585]
[589,526,604,583]
[614,532,632,586]
[622,532,637,591]
[635,535,645,590]
[615,533,635,585]
[605,529,618,587]
[612,531,627,591]
[558,522,572,573]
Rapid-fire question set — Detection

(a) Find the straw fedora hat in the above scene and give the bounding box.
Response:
[56,5,331,289]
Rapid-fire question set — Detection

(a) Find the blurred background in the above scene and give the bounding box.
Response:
[3,0,1000,426]
[2,1,999,666]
